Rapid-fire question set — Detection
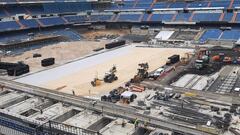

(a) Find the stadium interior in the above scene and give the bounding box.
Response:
[1,0,240,135]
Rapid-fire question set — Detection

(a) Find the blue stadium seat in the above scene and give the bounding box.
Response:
[26,6,44,15]
[222,13,233,22]
[220,30,240,40]
[232,1,240,8]
[64,15,88,23]
[210,1,230,8]
[188,2,209,8]
[120,1,135,9]
[19,19,39,28]
[169,2,187,8]
[90,15,112,22]
[150,14,174,22]
[117,14,141,22]
[0,9,7,18]
[236,13,240,22]
[5,7,27,15]
[199,29,222,42]
[0,21,20,32]
[142,13,149,21]
[192,13,221,22]
[39,17,65,26]
[175,13,191,22]
[152,2,169,8]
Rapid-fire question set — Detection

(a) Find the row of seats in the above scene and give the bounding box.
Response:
[0,1,240,19]
[111,0,239,10]
[63,12,240,23]
[199,29,240,42]
[0,17,66,32]
[0,12,240,32]
[0,2,92,18]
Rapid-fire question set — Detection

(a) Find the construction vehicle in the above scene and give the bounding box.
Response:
[212,55,220,62]
[181,52,193,65]
[223,56,232,64]
[104,65,118,83]
[130,63,149,83]
[91,77,102,87]
[104,72,118,83]
[195,54,209,70]
[91,66,118,86]
[166,55,180,65]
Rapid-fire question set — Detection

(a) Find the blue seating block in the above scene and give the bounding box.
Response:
[223,13,233,22]
[39,17,65,26]
[220,30,240,40]
[199,29,222,42]
[118,14,141,22]
[175,13,191,21]
[64,15,88,23]
[192,13,221,22]
[20,19,39,28]
[0,21,20,32]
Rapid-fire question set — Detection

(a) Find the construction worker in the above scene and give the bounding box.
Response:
[72,90,75,96]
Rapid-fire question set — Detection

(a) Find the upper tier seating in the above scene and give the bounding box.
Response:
[0,21,20,32]
[89,15,112,22]
[38,17,66,26]
[64,15,89,23]
[175,13,191,22]
[19,19,40,28]
[192,13,221,22]
[150,13,174,22]
[117,14,141,22]
[222,13,233,22]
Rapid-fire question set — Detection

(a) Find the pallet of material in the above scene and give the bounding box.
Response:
[130,85,145,92]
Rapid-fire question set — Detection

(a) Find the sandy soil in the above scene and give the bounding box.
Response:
[82,29,130,40]
[2,40,108,72]
[42,46,193,96]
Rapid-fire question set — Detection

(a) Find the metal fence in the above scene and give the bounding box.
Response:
[0,112,99,135]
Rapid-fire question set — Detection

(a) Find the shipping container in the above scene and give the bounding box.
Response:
[105,40,126,49]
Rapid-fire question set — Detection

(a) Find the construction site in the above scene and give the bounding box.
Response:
[1,0,240,135]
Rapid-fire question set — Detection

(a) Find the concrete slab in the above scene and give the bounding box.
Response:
[63,111,102,129]
[100,119,135,135]
[6,97,39,114]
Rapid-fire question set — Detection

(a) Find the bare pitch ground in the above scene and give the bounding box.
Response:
[15,44,192,96]
[2,40,107,72]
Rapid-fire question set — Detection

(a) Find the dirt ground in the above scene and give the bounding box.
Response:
[82,29,130,40]
[42,45,193,96]
[2,40,108,72]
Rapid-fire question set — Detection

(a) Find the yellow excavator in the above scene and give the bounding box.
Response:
[91,72,102,87]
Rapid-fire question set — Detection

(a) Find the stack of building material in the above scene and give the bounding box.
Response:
[130,85,145,92]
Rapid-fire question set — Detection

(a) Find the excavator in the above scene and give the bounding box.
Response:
[130,63,149,83]
[91,72,102,87]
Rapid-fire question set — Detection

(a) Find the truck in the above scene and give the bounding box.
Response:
[166,55,180,65]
